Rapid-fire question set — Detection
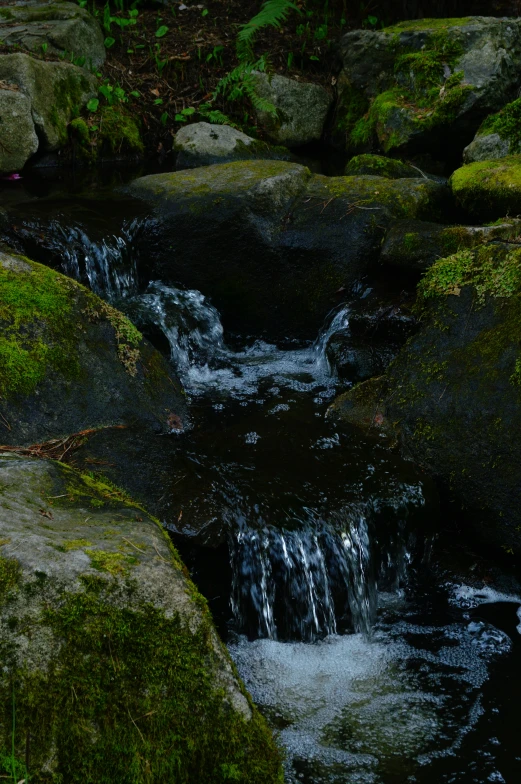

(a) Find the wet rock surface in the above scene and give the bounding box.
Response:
[173,121,291,169]
[127,160,447,336]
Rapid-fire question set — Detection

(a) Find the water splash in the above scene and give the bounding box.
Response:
[229,509,383,641]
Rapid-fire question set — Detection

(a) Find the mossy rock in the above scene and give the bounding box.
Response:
[335,18,521,161]
[381,218,521,270]
[450,156,521,220]
[126,161,447,336]
[464,97,521,163]
[0,454,283,783]
[332,242,521,556]
[0,53,97,153]
[71,105,144,162]
[0,1,105,68]
[344,154,422,179]
[0,249,186,445]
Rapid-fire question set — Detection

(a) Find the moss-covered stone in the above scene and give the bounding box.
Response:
[344,154,422,178]
[450,156,521,220]
[126,161,447,336]
[381,218,521,270]
[0,454,283,783]
[0,249,186,445]
[331,241,521,556]
[337,17,521,160]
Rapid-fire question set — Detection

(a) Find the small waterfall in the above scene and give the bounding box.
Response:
[312,305,350,371]
[57,218,144,300]
[127,281,226,376]
[230,508,381,641]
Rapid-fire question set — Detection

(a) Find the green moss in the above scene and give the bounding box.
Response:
[0,555,21,603]
[0,575,283,783]
[351,31,471,153]
[99,105,143,155]
[403,232,421,252]
[86,549,138,575]
[384,18,472,33]
[333,85,369,147]
[84,299,142,376]
[344,154,419,178]
[478,97,521,152]
[0,257,81,399]
[54,538,93,552]
[450,156,521,219]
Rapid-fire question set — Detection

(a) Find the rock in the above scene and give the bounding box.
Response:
[251,72,333,147]
[0,249,187,445]
[463,132,511,163]
[126,160,448,336]
[344,154,422,178]
[0,53,97,154]
[463,96,521,163]
[0,453,282,782]
[326,333,398,382]
[330,242,521,555]
[327,376,393,438]
[173,121,290,169]
[335,17,521,162]
[381,218,521,270]
[326,288,417,381]
[0,1,105,68]
[0,88,38,173]
[450,156,521,221]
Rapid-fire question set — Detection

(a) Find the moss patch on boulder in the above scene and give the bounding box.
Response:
[0,249,186,445]
[450,156,521,220]
[344,154,421,178]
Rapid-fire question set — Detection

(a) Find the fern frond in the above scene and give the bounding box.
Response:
[237,0,300,60]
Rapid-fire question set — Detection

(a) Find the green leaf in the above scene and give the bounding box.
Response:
[155,25,169,38]
[175,114,187,122]
[130,90,140,98]
[160,112,168,126]
[153,98,164,105]
[181,107,195,115]
[202,8,208,16]
[86,98,99,112]
[310,55,320,61]
[104,37,116,48]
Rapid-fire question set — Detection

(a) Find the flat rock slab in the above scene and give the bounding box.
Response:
[0,0,105,67]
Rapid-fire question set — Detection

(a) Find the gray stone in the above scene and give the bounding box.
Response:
[336,17,521,160]
[463,132,511,163]
[0,454,281,780]
[0,249,187,446]
[0,1,105,68]
[173,120,290,169]
[251,72,333,147]
[0,53,96,152]
[381,218,521,270]
[126,160,448,336]
[0,88,38,173]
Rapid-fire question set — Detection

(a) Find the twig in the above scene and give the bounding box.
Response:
[122,537,146,554]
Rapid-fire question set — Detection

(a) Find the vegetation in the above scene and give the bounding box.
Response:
[478,97,521,152]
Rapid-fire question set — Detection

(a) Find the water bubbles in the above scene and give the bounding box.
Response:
[244,432,261,445]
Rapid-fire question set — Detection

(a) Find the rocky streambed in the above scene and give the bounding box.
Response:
[2,9,521,784]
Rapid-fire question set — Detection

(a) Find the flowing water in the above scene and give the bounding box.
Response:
[6,192,521,784]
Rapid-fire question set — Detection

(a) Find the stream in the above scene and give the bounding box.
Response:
[5,177,521,784]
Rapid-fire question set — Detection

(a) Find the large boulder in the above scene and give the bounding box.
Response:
[344,154,425,179]
[174,121,290,169]
[0,0,105,68]
[0,53,97,152]
[0,249,186,445]
[463,97,521,163]
[251,72,332,147]
[126,160,448,336]
[329,242,521,556]
[335,17,521,163]
[0,89,38,173]
[450,156,521,220]
[381,218,521,270]
[0,453,282,782]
